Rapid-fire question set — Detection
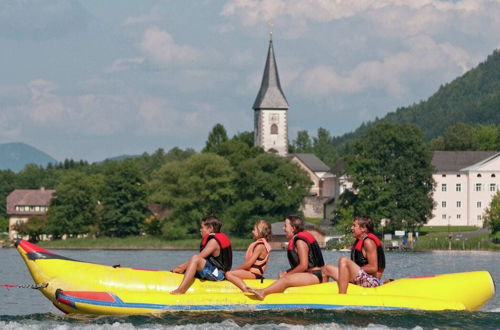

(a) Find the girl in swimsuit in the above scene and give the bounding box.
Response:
[225,220,272,292]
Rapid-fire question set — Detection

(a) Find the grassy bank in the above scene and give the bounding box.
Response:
[411,226,500,251]
[37,236,253,250]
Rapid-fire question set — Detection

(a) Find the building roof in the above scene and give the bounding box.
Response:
[431,151,498,172]
[252,38,289,110]
[6,188,55,215]
[289,153,330,172]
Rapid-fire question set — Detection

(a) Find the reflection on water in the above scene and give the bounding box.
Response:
[1,248,499,329]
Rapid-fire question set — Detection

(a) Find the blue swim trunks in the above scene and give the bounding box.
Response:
[196,260,225,281]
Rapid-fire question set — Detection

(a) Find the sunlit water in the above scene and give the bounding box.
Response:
[1,248,499,329]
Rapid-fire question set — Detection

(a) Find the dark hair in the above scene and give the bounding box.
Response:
[355,216,374,233]
[201,215,222,233]
[255,219,271,241]
[286,215,304,234]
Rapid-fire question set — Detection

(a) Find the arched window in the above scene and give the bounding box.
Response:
[270,124,278,135]
[477,174,482,178]
[492,174,496,178]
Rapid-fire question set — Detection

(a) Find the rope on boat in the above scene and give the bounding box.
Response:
[0,283,48,290]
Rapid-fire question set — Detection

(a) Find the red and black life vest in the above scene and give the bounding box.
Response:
[200,233,232,272]
[351,233,385,271]
[287,231,325,269]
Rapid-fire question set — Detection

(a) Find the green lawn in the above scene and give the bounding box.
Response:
[38,236,253,250]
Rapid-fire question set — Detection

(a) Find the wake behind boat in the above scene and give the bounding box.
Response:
[16,239,495,315]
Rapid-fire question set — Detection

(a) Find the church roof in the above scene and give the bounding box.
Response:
[252,38,289,110]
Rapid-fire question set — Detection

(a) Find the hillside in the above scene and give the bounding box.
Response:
[0,142,57,172]
[334,49,500,146]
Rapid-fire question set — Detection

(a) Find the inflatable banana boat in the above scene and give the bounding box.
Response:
[16,240,495,315]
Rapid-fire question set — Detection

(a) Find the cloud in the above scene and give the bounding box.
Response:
[299,36,471,98]
[0,1,89,40]
[106,57,145,73]
[140,26,200,64]
[123,7,162,25]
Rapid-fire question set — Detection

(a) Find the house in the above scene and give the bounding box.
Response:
[289,153,335,219]
[7,187,55,240]
[332,151,500,227]
[429,151,500,227]
[269,221,327,249]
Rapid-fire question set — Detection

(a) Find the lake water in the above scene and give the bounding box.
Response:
[1,248,499,329]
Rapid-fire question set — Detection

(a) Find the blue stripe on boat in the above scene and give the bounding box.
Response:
[56,292,403,311]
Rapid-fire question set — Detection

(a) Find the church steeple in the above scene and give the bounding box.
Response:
[252,36,288,110]
[253,36,289,157]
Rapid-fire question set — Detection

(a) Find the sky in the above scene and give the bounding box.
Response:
[1,0,500,162]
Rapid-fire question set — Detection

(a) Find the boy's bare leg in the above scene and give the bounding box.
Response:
[171,255,206,294]
[322,264,339,282]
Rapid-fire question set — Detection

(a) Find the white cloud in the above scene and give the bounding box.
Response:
[299,36,471,98]
[123,7,162,25]
[106,57,145,73]
[140,26,200,64]
[27,80,65,124]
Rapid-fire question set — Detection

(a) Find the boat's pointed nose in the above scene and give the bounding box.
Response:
[16,239,53,255]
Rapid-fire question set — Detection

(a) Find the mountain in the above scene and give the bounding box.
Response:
[0,142,58,172]
[334,49,500,146]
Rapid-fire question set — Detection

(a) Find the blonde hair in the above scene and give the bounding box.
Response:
[255,219,271,241]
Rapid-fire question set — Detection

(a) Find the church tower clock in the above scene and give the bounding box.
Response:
[253,34,289,156]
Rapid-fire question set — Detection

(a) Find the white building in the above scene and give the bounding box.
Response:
[429,151,500,227]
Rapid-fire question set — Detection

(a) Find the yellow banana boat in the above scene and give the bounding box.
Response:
[16,240,495,315]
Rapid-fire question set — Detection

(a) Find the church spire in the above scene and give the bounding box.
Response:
[252,37,288,110]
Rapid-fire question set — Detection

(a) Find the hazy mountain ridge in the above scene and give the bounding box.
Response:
[0,142,58,172]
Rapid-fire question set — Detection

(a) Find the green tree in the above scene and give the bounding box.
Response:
[442,123,475,150]
[484,191,500,234]
[203,123,228,153]
[149,153,235,238]
[13,216,49,243]
[0,170,17,218]
[226,153,311,236]
[291,130,313,153]
[232,131,254,148]
[337,122,434,231]
[46,171,104,238]
[0,216,8,233]
[471,124,500,150]
[99,162,149,237]
[312,128,336,166]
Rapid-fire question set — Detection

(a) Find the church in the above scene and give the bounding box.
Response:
[252,35,336,220]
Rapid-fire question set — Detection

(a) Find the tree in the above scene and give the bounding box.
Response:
[291,130,313,153]
[99,161,149,237]
[13,216,49,243]
[484,191,500,234]
[471,124,500,151]
[312,128,336,166]
[226,153,311,236]
[149,153,235,238]
[203,123,228,153]
[442,123,475,150]
[0,170,17,218]
[46,171,104,238]
[336,122,435,231]
[232,131,254,148]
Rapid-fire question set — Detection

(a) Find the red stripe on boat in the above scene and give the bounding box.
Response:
[61,291,117,302]
[19,240,54,255]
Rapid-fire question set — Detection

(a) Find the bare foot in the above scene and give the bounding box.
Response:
[247,287,265,300]
[170,288,186,295]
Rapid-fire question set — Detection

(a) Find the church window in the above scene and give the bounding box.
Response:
[270,124,278,135]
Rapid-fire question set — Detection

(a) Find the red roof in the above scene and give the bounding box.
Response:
[6,188,55,215]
